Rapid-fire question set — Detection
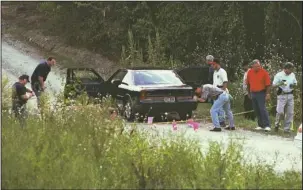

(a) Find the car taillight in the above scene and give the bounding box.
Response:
[140,90,147,100]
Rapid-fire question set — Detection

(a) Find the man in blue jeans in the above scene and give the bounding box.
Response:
[195,84,235,132]
[246,59,271,131]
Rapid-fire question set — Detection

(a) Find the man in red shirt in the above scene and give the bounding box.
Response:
[246,59,271,131]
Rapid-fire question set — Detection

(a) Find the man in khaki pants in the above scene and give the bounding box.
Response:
[272,62,297,133]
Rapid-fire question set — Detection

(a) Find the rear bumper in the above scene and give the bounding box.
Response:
[134,100,198,115]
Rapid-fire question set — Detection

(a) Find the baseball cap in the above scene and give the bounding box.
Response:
[19,74,30,83]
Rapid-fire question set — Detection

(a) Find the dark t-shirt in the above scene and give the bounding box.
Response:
[208,65,214,84]
[12,82,27,105]
[31,61,51,84]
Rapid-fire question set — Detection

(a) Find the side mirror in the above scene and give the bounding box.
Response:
[111,79,122,86]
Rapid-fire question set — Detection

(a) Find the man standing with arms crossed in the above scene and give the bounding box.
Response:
[31,57,56,107]
[246,59,271,131]
[211,58,229,128]
[12,75,35,128]
[272,62,297,133]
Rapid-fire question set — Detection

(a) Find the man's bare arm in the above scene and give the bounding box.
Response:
[38,76,44,88]
[222,81,228,90]
[265,85,271,95]
[26,88,33,93]
[21,94,33,100]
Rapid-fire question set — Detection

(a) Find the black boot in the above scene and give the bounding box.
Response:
[210,127,222,132]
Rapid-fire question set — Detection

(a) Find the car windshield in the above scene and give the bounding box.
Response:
[133,70,184,85]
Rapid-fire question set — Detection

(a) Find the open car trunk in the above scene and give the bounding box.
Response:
[175,66,210,89]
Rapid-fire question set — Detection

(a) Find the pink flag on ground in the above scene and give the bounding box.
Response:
[192,122,199,131]
[147,117,154,124]
[187,119,199,131]
[172,120,177,130]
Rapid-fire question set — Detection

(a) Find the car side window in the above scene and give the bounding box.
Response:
[73,69,103,83]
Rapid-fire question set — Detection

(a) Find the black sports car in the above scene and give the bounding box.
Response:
[64,66,210,121]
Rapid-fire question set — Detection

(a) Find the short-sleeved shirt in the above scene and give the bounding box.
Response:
[201,84,224,100]
[243,69,250,95]
[12,82,27,105]
[213,68,228,87]
[272,71,297,93]
[246,68,271,92]
[31,60,51,84]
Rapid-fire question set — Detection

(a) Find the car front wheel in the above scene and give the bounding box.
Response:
[124,98,136,121]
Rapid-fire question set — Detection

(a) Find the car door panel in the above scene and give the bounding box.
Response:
[65,68,105,99]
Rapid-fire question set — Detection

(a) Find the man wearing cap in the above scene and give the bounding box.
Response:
[272,62,297,133]
[211,58,229,127]
[31,57,56,107]
[195,84,235,131]
[246,59,271,131]
[12,75,35,127]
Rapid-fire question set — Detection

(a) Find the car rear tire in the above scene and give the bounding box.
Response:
[179,111,193,121]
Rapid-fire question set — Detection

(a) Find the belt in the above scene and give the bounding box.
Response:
[281,91,293,95]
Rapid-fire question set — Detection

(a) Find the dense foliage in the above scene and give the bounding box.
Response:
[32,2,302,78]
[2,76,302,189]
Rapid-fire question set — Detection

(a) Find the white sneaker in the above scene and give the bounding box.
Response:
[264,127,271,132]
[255,127,263,130]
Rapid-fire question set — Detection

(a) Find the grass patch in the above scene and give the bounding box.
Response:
[2,104,302,189]
[2,76,302,189]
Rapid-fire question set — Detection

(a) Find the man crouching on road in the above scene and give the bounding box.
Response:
[31,57,56,107]
[12,75,35,128]
[195,84,235,132]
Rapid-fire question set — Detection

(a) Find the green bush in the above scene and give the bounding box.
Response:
[2,78,302,189]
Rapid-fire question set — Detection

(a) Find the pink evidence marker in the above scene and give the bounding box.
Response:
[192,122,199,131]
[187,119,199,131]
[147,117,154,124]
[172,120,177,130]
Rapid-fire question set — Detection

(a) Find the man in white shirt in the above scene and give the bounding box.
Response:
[272,62,297,133]
[242,61,255,120]
[211,58,229,127]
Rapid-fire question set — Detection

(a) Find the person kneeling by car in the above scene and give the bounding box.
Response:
[195,84,235,131]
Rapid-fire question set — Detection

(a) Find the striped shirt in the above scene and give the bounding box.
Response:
[201,84,224,100]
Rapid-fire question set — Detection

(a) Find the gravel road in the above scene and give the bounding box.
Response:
[2,36,302,174]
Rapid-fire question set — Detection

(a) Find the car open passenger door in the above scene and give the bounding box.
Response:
[64,68,105,99]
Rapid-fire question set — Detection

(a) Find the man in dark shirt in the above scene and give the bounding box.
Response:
[206,55,214,84]
[12,75,35,128]
[31,57,56,107]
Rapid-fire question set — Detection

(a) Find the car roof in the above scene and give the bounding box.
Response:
[126,66,171,70]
